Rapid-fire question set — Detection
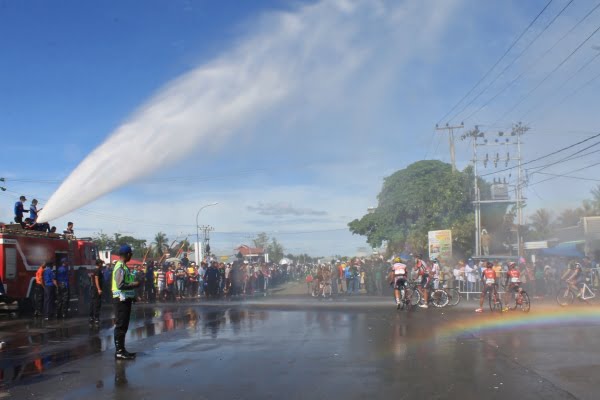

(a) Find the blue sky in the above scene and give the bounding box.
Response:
[1,0,600,256]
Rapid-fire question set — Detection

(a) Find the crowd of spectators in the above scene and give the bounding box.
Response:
[91,259,292,305]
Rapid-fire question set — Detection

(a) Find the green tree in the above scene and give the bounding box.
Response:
[153,232,169,257]
[529,208,553,239]
[252,232,269,250]
[591,184,600,213]
[92,233,116,251]
[267,238,285,263]
[348,160,482,257]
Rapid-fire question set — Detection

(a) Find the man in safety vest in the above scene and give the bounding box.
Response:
[112,244,140,360]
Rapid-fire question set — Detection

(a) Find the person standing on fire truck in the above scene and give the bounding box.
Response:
[112,245,140,360]
[56,259,70,318]
[42,262,57,320]
[13,195,28,225]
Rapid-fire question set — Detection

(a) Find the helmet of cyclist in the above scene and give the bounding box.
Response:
[574,262,582,269]
[486,261,494,268]
[508,262,516,269]
[431,258,439,263]
[394,257,401,263]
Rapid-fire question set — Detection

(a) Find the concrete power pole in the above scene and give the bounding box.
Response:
[435,123,464,172]
[471,124,526,259]
[199,225,214,262]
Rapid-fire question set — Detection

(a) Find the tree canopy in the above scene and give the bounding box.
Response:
[348,160,477,258]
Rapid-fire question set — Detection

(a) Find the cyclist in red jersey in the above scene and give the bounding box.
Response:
[476,262,497,313]
[415,254,430,309]
[503,262,521,310]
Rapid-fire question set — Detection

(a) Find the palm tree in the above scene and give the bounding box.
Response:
[530,209,553,237]
[591,184,600,214]
[153,232,168,257]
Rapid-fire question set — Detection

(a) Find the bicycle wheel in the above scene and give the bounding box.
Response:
[556,287,574,307]
[407,287,421,308]
[431,289,449,308]
[488,292,502,312]
[516,291,530,312]
[446,288,461,307]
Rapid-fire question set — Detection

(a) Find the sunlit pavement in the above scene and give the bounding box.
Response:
[1,297,598,400]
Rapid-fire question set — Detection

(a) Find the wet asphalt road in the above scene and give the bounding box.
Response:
[0,297,598,400]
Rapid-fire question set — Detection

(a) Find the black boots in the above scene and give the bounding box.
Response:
[114,338,136,360]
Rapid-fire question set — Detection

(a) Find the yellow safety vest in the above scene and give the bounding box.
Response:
[112,261,136,299]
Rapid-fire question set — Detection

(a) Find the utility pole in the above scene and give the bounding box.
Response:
[435,123,464,172]
[199,225,214,262]
[471,124,526,258]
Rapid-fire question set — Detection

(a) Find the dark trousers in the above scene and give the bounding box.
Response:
[113,298,133,350]
[43,286,55,318]
[145,283,155,302]
[33,283,44,314]
[56,284,70,317]
[89,291,102,320]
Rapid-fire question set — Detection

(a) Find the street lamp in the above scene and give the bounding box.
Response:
[196,202,219,263]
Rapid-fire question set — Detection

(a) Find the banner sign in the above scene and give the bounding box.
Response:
[428,230,452,261]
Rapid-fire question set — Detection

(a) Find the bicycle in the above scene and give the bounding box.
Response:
[394,280,421,310]
[413,281,449,308]
[556,280,596,306]
[321,282,332,298]
[441,282,461,307]
[486,284,503,313]
[504,285,530,312]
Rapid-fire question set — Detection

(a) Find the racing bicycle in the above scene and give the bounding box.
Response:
[486,284,503,313]
[504,286,530,312]
[395,281,421,310]
[414,281,449,308]
[556,279,596,306]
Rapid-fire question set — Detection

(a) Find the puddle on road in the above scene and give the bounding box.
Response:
[0,306,243,388]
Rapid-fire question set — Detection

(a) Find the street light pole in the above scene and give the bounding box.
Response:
[196,202,218,264]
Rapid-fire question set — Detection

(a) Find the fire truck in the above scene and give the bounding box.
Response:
[0,223,98,310]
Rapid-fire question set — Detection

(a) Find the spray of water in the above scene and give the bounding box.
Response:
[38,0,459,222]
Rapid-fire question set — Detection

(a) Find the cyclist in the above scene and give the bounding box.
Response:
[503,262,521,311]
[415,254,430,309]
[475,262,497,313]
[388,257,408,309]
[562,263,585,298]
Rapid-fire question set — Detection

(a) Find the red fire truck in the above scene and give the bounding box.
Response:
[0,223,98,309]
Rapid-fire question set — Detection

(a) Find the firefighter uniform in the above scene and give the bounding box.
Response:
[33,265,45,317]
[56,261,70,318]
[42,264,56,319]
[112,245,138,360]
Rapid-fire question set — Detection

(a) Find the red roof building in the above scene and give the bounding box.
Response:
[235,245,268,262]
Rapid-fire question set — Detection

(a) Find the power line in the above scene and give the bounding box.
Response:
[479,131,600,176]
[464,1,600,123]
[527,160,600,187]
[534,171,600,182]
[524,56,600,123]
[435,0,554,125]
[527,142,600,173]
[492,22,600,125]
[452,0,573,123]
